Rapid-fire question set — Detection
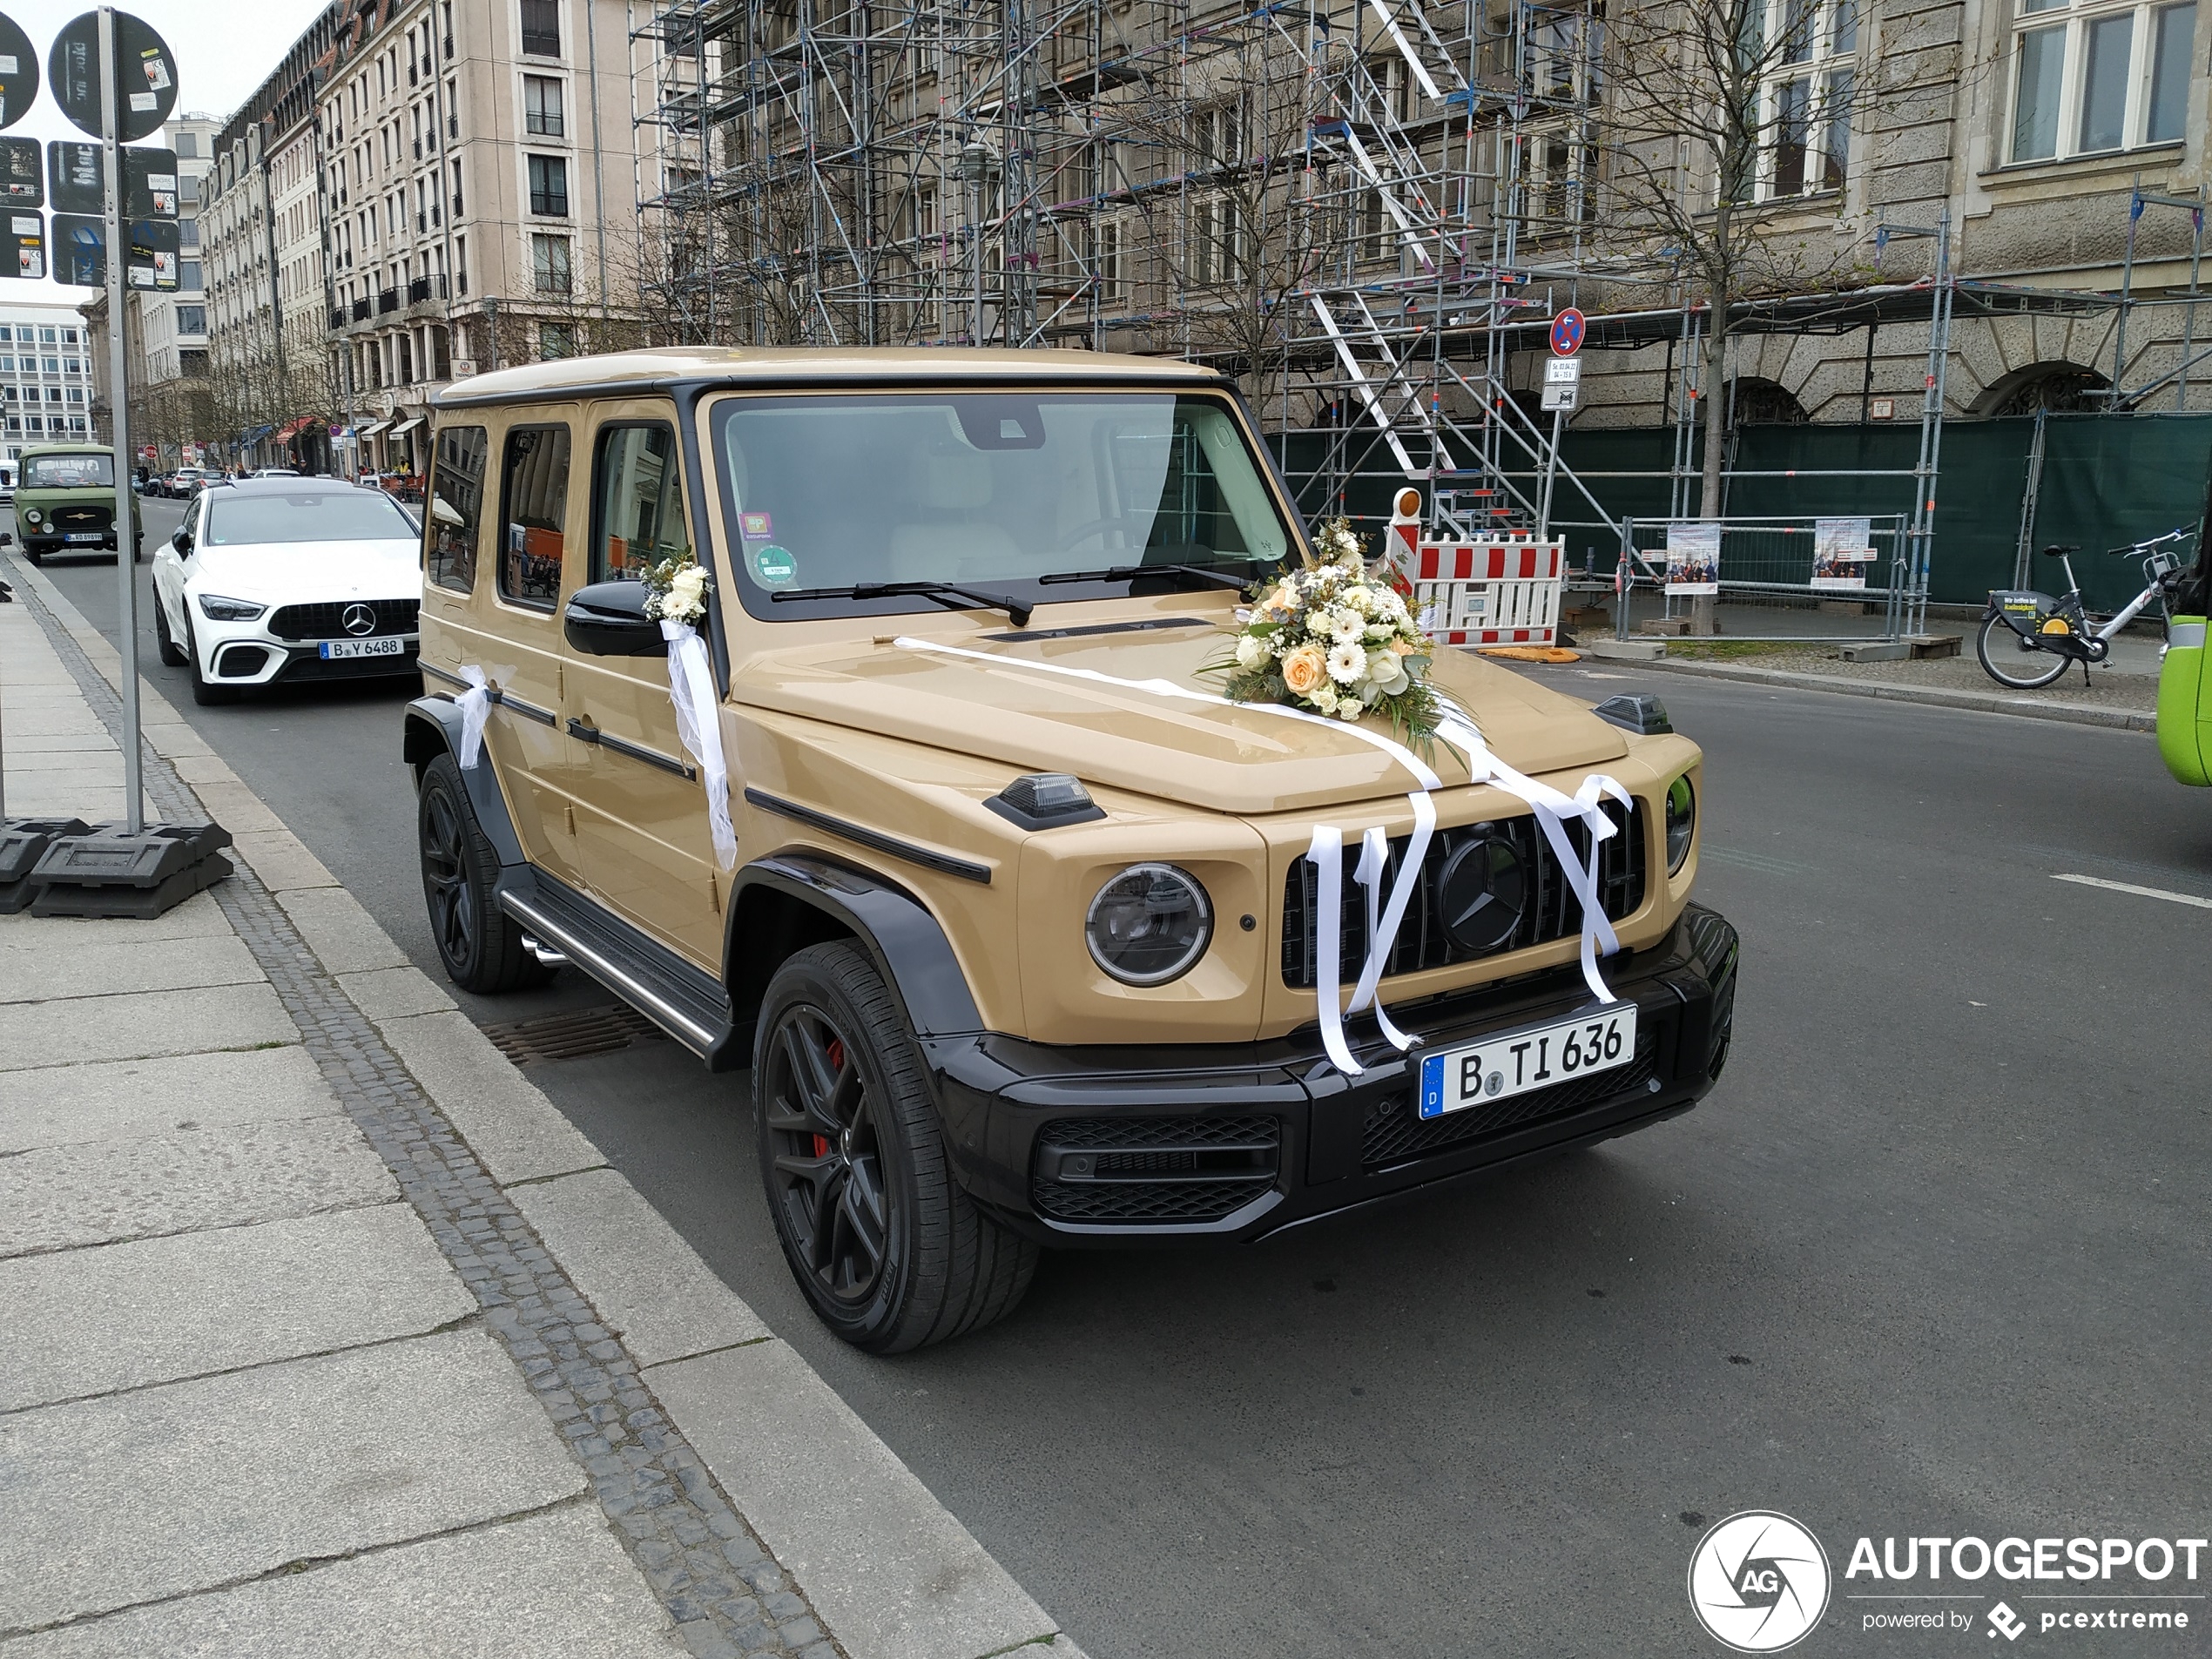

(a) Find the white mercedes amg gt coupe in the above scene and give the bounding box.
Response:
[151,477,423,705]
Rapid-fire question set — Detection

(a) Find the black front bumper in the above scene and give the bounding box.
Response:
[922,904,1739,1245]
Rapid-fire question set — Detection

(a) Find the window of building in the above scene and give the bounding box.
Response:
[530,232,571,293]
[523,75,564,135]
[179,219,199,248]
[590,423,687,582]
[527,154,570,216]
[540,320,577,359]
[428,423,488,592]
[2009,0,2193,160]
[61,327,78,344]
[41,357,57,374]
[1098,214,1126,306]
[181,259,202,289]
[178,304,206,334]
[520,0,562,56]
[498,424,570,610]
[37,327,54,343]
[177,132,198,158]
[1732,0,1860,200]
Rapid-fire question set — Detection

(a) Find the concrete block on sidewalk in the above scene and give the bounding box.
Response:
[380,1009,605,1186]
[0,933,264,1005]
[0,1043,334,1155]
[0,1204,471,1411]
[1588,637,1666,662]
[510,1168,770,1368]
[0,1504,676,1659]
[0,981,294,1070]
[337,964,458,1021]
[0,1328,587,1632]
[1839,640,1910,663]
[651,1340,1062,1659]
[277,886,411,974]
[0,1116,395,1258]
[229,827,338,892]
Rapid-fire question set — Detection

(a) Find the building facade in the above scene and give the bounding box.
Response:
[199,0,648,480]
[0,304,96,472]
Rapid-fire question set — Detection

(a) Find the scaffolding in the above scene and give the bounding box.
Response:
[625,0,1652,527]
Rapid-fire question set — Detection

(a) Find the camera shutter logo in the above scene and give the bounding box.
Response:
[342,603,376,636]
[1687,1511,1831,1653]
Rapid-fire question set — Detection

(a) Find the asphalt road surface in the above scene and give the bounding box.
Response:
[27,515,2212,1656]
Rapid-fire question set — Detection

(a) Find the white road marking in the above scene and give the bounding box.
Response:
[2052,873,2212,910]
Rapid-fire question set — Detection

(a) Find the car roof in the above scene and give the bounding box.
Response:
[21,444,114,457]
[435,346,1228,408]
[201,476,386,496]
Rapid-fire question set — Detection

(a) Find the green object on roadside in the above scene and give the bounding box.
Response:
[2155,617,2209,786]
[10,445,142,563]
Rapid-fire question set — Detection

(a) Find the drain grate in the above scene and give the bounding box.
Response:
[481,1002,670,1065]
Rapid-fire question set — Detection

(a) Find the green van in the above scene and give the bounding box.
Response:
[2156,529,2209,786]
[9,445,142,563]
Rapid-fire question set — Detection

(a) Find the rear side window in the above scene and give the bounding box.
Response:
[499,424,571,610]
[590,421,688,583]
[427,424,487,592]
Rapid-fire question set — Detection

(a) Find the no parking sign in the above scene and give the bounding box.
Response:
[1548,307,1585,356]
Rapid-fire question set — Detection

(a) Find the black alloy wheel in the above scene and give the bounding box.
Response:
[415,751,552,994]
[756,942,1037,1352]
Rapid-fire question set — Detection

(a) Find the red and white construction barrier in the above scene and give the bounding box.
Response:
[1384,489,1565,647]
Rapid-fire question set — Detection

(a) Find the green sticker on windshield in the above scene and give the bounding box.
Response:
[752,543,797,587]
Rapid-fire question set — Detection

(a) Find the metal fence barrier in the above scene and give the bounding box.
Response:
[1608,515,1918,644]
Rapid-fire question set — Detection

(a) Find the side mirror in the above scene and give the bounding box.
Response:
[171,526,192,554]
[563,579,669,657]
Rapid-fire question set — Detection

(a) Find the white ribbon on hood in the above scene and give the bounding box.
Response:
[890,635,1631,1074]
[662,619,737,871]
[455,665,492,769]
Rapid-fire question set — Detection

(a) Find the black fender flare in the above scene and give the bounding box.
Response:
[402,696,526,868]
[725,852,983,1045]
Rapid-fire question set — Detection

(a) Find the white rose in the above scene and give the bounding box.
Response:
[1366,647,1402,686]
[1235,634,1269,670]
[667,567,707,612]
[1344,585,1375,615]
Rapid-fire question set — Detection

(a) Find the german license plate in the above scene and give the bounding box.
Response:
[319,637,404,659]
[64,531,101,543]
[1417,1005,1637,1120]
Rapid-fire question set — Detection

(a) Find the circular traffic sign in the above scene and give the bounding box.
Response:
[0,12,38,132]
[1549,307,1586,356]
[48,10,177,144]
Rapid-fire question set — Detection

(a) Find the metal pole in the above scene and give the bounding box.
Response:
[1537,404,1563,537]
[2114,180,2140,403]
[100,7,145,834]
[2181,199,2203,412]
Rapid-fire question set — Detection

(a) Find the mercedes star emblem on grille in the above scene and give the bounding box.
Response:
[1435,831,1528,954]
[342,603,377,636]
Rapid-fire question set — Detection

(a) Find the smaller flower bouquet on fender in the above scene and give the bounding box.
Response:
[637,547,710,626]
[1208,517,1440,742]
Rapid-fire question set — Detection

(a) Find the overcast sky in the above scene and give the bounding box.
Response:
[6,0,331,303]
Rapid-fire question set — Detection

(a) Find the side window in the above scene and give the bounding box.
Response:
[427,423,486,592]
[590,421,688,583]
[498,423,571,610]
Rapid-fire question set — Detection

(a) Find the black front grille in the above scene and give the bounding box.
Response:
[1031,1115,1278,1225]
[267,598,420,640]
[1362,1024,1660,1170]
[1283,799,1646,989]
[51,504,112,530]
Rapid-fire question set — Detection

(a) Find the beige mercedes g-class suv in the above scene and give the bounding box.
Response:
[404,347,1737,1352]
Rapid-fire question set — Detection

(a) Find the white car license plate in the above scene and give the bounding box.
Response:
[319,637,404,660]
[64,531,102,543]
[1417,1004,1637,1120]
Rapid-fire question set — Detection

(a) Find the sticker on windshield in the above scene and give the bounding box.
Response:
[740,511,773,541]
[752,544,797,587]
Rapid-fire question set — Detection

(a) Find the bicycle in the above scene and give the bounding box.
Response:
[1975,528,2195,691]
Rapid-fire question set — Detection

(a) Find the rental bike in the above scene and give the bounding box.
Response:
[1976,529,2194,691]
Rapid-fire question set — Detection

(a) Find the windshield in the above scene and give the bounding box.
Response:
[204,489,418,546]
[25,453,114,488]
[711,391,1294,618]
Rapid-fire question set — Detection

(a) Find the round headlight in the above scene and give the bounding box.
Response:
[23,507,41,523]
[1086,863,1212,986]
[1665,775,1696,873]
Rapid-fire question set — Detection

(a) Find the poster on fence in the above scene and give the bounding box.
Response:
[1811,516,1874,590]
[1665,521,1720,595]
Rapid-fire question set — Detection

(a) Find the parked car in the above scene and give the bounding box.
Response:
[401,348,1739,1352]
[253,467,301,477]
[151,476,423,705]
[6,445,141,562]
[0,462,14,503]
[171,466,209,499]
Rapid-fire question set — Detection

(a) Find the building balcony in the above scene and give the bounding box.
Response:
[377,288,400,314]
[405,274,448,307]
[350,297,372,322]
[329,307,347,329]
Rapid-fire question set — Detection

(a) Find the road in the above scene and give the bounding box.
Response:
[27,515,2212,1656]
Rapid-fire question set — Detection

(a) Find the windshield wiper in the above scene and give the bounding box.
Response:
[773,581,1033,629]
[1036,560,1266,592]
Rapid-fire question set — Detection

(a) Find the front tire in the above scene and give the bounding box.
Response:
[184,615,239,705]
[416,751,553,995]
[153,595,187,666]
[1976,609,2071,691]
[756,941,1037,1352]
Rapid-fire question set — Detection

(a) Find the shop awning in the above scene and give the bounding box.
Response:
[386,416,423,438]
[275,416,314,441]
[240,424,274,445]
[355,420,389,439]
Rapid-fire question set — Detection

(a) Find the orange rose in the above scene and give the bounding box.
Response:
[1281,644,1326,696]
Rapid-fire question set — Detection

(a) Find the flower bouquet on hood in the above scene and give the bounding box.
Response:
[1208,517,1441,744]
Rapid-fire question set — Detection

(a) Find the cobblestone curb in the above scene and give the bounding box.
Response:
[1590,652,2159,732]
[10,566,840,1659]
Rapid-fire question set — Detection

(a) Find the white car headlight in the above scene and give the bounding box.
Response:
[196,594,266,622]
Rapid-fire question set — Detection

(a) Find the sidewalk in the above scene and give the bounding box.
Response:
[0,553,1085,1659]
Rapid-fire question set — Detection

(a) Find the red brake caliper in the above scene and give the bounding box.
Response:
[813,1039,846,1159]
